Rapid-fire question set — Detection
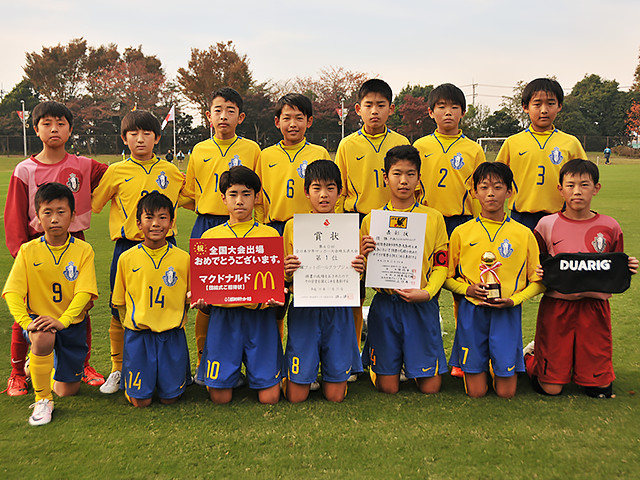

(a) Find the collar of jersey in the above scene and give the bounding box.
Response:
[434,130,464,153]
[278,138,308,162]
[40,234,73,265]
[212,135,240,157]
[382,201,420,212]
[526,126,558,149]
[476,215,510,242]
[359,126,389,153]
[224,219,259,238]
[138,242,170,269]
[128,155,160,173]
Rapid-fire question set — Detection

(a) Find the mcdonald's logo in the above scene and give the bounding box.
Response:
[389,216,408,229]
[254,271,275,290]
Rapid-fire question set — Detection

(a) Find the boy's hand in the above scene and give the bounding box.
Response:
[479,297,515,309]
[28,315,65,332]
[265,298,285,307]
[361,235,376,257]
[284,254,301,276]
[535,264,544,278]
[629,256,638,275]
[352,254,366,274]
[394,289,430,303]
[466,283,488,301]
[190,298,210,313]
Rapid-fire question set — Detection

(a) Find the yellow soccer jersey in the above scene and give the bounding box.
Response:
[446,216,541,305]
[3,236,98,325]
[256,139,331,223]
[360,202,448,297]
[202,220,281,309]
[336,127,409,214]
[185,135,261,216]
[413,131,485,217]
[92,156,186,241]
[112,243,190,332]
[496,128,587,214]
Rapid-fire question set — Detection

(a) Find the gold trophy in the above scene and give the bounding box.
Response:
[479,251,502,302]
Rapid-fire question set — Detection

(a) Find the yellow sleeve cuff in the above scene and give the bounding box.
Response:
[58,292,93,328]
[4,292,31,329]
[425,266,448,299]
[509,281,546,306]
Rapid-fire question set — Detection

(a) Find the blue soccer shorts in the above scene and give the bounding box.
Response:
[197,306,283,390]
[366,293,448,378]
[285,305,363,384]
[23,315,88,383]
[449,298,525,377]
[121,327,191,400]
[191,214,230,239]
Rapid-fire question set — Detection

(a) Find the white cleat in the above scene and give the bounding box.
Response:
[29,399,54,426]
[99,370,121,394]
[523,341,535,356]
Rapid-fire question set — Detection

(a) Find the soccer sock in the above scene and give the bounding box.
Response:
[84,314,92,367]
[195,310,209,367]
[352,306,363,350]
[584,384,613,398]
[109,316,124,373]
[369,369,377,388]
[10,321,28,376]
[281,378,288,398]
[31,352,54,402]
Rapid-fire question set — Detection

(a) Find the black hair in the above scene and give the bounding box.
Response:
[559,159,599,185]
[472,162,514,190]
[32,101,73,129]
[210,87,244,113]
[304,160,342,193]
[358,79,393,104]
[428,83,466,111]
[34,182,75,214]
[522,78,564,107]
[275,93,313,118]
[219,165,261,194]
[136,191,175,222]
[121,110,161,137]
[384,145,421,172]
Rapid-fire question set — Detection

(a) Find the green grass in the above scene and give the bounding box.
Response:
[0,154,639,479]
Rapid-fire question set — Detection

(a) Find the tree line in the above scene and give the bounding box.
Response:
[1,38,639,153]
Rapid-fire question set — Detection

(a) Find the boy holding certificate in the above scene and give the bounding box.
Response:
[283,160,364,402]
[360,145,449,395]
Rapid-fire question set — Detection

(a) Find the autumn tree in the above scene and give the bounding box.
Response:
[631,47,640,92]
[177,41,253,124]
[626,100,640,137]
[388,84,434,135]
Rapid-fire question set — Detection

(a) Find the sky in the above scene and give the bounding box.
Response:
[2,0,638,112]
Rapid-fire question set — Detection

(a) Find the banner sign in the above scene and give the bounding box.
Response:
[190,236,285,305]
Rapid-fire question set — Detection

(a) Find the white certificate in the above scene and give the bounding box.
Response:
[365,209,427,290]
[293,213,360,307]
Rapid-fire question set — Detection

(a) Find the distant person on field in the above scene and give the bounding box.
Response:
[3,101,106,397]
[496,78,587,231]
[176,150,185,162]
[3,183,98,425]
[603,147,611,164]
[525,159,637,398]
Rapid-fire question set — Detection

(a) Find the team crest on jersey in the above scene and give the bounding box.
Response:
[156,171,169,189]
[450,153,464,170]
[228,155,242,168]
[498,239,513,258]
[63,261,79,281]
[162,267,178,287]
[591,233,607,253]
[549,147,564,165]
[297,160,308,179]
[66,173,80,193]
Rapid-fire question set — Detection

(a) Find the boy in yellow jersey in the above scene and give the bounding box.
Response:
[413,83,486,236]
[192,166,283,404]
[360,146,449,395]
[254,93,331,339]
[496,78,587,231]
[283,160,364,403]
[92,110,188,394]
[336,79,410,353]
[3,183,98,425]
[445,162,544,398]
[184,88,261,370]
[112,192,191,407]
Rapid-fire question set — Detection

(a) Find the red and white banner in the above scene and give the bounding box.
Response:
[190,236,285,305]
[161,105,175,130]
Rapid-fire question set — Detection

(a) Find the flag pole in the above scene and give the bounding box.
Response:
[173,108,177,161]
[20,100,27,157]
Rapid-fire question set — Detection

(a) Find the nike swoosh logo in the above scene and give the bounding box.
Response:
[424,154,433,158]
[552,240,563,246]
[179,380,186,388]
[469,242,478,246]
[124,177,134,182]
[33,262,43,266]
[593,372,604,378]
[518,151,527,156]
[346,368,352,374]
[75,372,83,377]
[203,157,213,162]
[268,163,277,168]
[422,367,433,372]
[275,370,281,379]
[36,182,47,188]
[132,267,141,272]
[507,366,515,372]
[356,155,365,161]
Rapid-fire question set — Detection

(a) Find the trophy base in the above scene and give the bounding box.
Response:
[485,283,501,303]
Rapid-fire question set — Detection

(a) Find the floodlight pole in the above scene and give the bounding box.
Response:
[20,100,27,157]
[341,98,345,140]
[173,112,177,161]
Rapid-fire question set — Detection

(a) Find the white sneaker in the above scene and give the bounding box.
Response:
[99,370,121,394]
[523,341,535,356]
[347,373,358,383]
[29,399,54,426]
[310,380,321,391]
[193,375,205,386]
[399,368,408,382]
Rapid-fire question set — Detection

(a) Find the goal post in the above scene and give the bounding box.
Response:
[477,137,508,161]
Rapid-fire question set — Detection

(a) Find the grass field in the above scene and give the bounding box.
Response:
[0,153,638,479]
